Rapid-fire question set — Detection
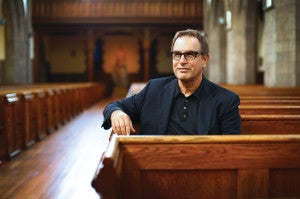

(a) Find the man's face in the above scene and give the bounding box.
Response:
[172,36,209,84]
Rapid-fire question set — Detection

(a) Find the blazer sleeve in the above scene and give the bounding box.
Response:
[101,83,148,130]
[219,93,241,134]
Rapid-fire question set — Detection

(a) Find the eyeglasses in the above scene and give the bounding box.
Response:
[170,51,202,60]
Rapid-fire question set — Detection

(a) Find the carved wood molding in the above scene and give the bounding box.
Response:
[32,0,203,25]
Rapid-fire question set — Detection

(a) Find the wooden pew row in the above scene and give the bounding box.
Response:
[129,115,300,135]
[222,84,300,94]
[126,83,300,109]
[240,96,300,100]
[241,115,300,135]
[129,114,300,135]
[224,85,300,100]
[239,105,300,115]
[129,82,300,93]
[92,134,300,199]
[0,82,107,162]
[128,82,300,100]
[1,82,106,128]
[127,83,300,104]
[221,85,300,134]
[240,99,300,105]
[131,116,300,135]
[126,83,300,135]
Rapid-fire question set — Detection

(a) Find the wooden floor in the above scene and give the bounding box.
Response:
[0,99,115,199]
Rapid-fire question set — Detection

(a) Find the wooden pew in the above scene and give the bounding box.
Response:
[240,99,300,105]
[0,82,107,163]
[224,85,300,100]
[130,115,300,135]
[21,91,38,147]
[127,82,300,103]
[241,115,300,134]
[44,89,56,133]
[240,96,300,100]
[92,134,300,199]
[239,105,300,115]
[126,83,300,105]
[222,84,300,95]
[0,93,23,160]
[35,90,47,139]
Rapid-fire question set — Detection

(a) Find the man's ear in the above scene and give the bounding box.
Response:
[202,54,210,68]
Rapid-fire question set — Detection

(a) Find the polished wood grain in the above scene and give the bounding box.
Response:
[0,99,113,199]
[93,134,300,199]
[241,115,300,134]
[239,105,300,115]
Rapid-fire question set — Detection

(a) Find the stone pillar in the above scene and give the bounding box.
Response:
[226,0,257,84]
[26,0,34,83]
[264,0,300,87]
[204,0,227,83]
[0,0,4,83]
[3,0,32,83]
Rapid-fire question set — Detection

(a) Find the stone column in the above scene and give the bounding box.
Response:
[226,0,257,84]
[3,0,32,83]
[204,0,227,83]
[26,0,34,83]
[264,0,300,87]
[0,0,4,83]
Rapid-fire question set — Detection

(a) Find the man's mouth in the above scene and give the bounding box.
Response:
[177,68,190,71]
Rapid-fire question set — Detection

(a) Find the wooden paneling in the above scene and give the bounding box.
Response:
[136,170,237,199]
[32,0,203,25]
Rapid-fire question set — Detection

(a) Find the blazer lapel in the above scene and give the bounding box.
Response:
[158,79,177,135]
[197,77,216,135]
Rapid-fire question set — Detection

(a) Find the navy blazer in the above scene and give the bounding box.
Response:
[102,76,241,135]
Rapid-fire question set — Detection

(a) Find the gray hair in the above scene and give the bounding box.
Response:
[171,29,209,55]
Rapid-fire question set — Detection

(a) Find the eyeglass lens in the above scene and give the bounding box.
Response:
[171,51,201,60]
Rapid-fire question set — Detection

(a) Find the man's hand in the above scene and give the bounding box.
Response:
[110,110,136,135]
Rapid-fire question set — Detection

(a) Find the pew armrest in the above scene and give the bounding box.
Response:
[92,134,121,199]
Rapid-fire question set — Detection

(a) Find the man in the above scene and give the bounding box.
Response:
[102,29,241,135]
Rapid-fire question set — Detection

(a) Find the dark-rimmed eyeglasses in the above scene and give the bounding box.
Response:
[170,51,202,60]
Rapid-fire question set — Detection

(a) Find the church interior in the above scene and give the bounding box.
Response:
[0,0,300,198]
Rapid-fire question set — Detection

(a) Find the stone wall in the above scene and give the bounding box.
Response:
[1,0,33,84]
[264,0,300,87]
[204,0,299,87]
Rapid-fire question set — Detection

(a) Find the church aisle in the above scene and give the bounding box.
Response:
[0,99,114,199]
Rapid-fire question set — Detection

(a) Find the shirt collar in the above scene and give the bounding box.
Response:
[175,79,204,100]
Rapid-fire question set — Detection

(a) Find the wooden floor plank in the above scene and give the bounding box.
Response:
[0,99,114,199]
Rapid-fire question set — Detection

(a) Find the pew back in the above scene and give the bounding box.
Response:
[92,135,300,199]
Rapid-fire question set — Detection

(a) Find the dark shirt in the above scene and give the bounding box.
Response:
[166,84,203,135]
